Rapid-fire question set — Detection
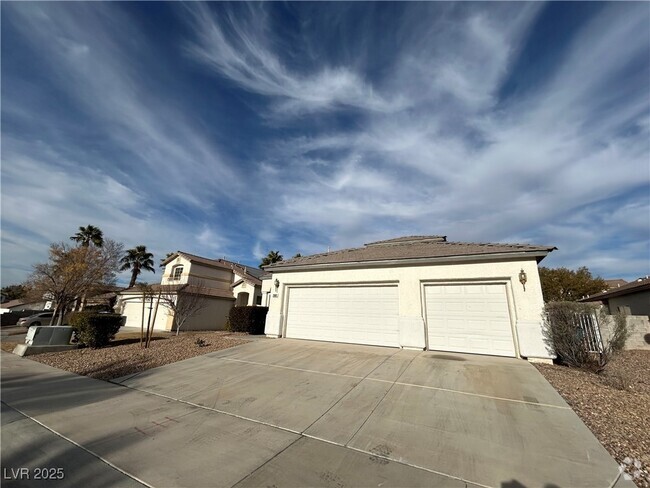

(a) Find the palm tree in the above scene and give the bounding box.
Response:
[70,225,104,247]
[121,246,155,288]
[259,250,283,269]
[159,252,175,268]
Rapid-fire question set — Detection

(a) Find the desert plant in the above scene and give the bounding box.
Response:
[606,311,629,352]
[70,311,123,348]
[195,338,207,347]
[543,302,628,372]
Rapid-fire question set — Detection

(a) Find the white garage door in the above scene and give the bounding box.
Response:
[425,284,516,357]
[121,300,144,328]
[285,286,399,347]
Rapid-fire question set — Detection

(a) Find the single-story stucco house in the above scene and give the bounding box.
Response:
[116,252,264,332]
[262,235,557,362]
[580,276,650,316]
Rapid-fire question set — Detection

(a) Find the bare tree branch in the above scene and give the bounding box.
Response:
[157,280,210,335]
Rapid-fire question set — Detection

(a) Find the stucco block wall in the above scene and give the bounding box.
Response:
[264,257,550,359]
[180,297,234,331]
[606,291,650,316]
[599,315,650,350]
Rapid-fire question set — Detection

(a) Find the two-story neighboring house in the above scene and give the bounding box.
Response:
[116,251,263,332]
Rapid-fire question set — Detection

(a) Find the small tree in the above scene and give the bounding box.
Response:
[26,240,123,325]
[259,250,283,269]
[539,266,607,302]
[160,252,175,268]
[158,282,209,335]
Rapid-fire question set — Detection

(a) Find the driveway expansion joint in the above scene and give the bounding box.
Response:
[113,381,489,488]
[212,355,570,410]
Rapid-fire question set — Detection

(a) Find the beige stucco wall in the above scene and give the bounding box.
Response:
[161,257,232,290]
[261,278,273,307]
[232,281,262,306]
[180,297,234,331]
[606,290,650,316]
[264,257,552,359]
[120,294,235,332]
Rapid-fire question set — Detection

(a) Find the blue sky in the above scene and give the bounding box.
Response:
[2,2,649,286]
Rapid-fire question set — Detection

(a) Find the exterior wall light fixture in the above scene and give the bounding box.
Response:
[274,279,280,291]
[519,269,527,291]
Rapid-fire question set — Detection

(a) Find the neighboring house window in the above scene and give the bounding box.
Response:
[255,294,262,306]
[171,266,184,280]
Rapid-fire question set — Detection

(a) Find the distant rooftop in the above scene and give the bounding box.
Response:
[581,276,650,302]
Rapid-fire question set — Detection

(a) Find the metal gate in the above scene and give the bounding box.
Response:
[576,313,604,352]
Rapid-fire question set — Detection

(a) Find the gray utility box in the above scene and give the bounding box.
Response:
[13,326,78,357]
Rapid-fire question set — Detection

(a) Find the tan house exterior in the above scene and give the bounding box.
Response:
[263,236,556,362]
[116,252,263,332]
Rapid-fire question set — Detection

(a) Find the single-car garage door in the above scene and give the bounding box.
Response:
[425,283,516,357]
[285,286,399,347]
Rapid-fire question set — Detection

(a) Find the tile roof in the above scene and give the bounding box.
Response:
[604,279,628,290]
[580,277,650,302]
[265,236,556,269]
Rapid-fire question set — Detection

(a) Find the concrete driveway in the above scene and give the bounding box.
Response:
[1,339,629,488]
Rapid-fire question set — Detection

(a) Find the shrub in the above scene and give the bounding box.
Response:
[607,311,629,352]
[70,312,123,348]
[543,302,628,372]
[227,306,268,334]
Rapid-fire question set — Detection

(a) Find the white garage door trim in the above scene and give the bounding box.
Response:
[423,281,518,357]
[283,283,400,347]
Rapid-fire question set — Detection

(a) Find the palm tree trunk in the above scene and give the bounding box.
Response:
[129,270,137,288]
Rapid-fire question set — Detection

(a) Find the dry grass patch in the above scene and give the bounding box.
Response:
[536,350,650,487]
[26,332,250,381]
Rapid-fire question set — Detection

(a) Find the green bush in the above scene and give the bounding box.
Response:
[70,312,123,348]
[227,306,268,334]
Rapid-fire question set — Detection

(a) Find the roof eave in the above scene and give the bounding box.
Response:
[580,282,650,302]
[265,250,553,272]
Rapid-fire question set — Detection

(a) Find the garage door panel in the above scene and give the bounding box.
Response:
[285,286,399,347]
[425,284,515,357]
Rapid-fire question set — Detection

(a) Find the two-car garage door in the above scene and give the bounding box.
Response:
[285,286,399,347]
[283,283,516,356]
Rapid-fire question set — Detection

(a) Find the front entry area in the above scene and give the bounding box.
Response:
[284,285,400,347]
[424,283,516,357]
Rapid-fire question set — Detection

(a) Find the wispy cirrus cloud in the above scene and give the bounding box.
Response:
[192,2,647,276]
[185,2,406,115]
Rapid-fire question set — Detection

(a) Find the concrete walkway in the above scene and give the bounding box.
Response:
[1,340,631,488]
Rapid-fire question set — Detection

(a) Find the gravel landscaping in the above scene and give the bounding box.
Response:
[536,350,650,487]
[18,332,250,381]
